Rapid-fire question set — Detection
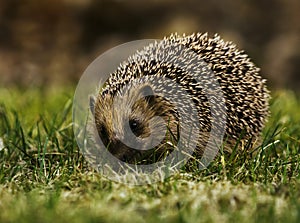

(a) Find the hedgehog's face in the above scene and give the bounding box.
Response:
[90,83,179,164]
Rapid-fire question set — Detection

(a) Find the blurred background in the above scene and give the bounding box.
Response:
[0,0,299,91]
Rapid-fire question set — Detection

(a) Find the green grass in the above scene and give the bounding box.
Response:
[0,87,299,223]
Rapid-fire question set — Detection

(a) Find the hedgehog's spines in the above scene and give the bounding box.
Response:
[93,33,270,164]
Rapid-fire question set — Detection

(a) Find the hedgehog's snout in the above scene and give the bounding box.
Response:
[108,138,142,163]
[109,139,127,156]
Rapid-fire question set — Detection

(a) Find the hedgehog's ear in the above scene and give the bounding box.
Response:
[139,85,156,105]
[139,85,154,97]
[89,95,96,116]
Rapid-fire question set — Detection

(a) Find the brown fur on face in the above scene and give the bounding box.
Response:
[92,83,179,164]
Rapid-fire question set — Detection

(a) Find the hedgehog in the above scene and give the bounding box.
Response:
[89,33,270,167]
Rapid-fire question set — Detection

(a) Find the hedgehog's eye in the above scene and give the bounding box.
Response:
[129,119,144,137]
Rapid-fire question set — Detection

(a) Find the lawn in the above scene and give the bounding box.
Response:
[0,87,299,223]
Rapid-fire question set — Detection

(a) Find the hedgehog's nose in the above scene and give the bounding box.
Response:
[109,140,131,162]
